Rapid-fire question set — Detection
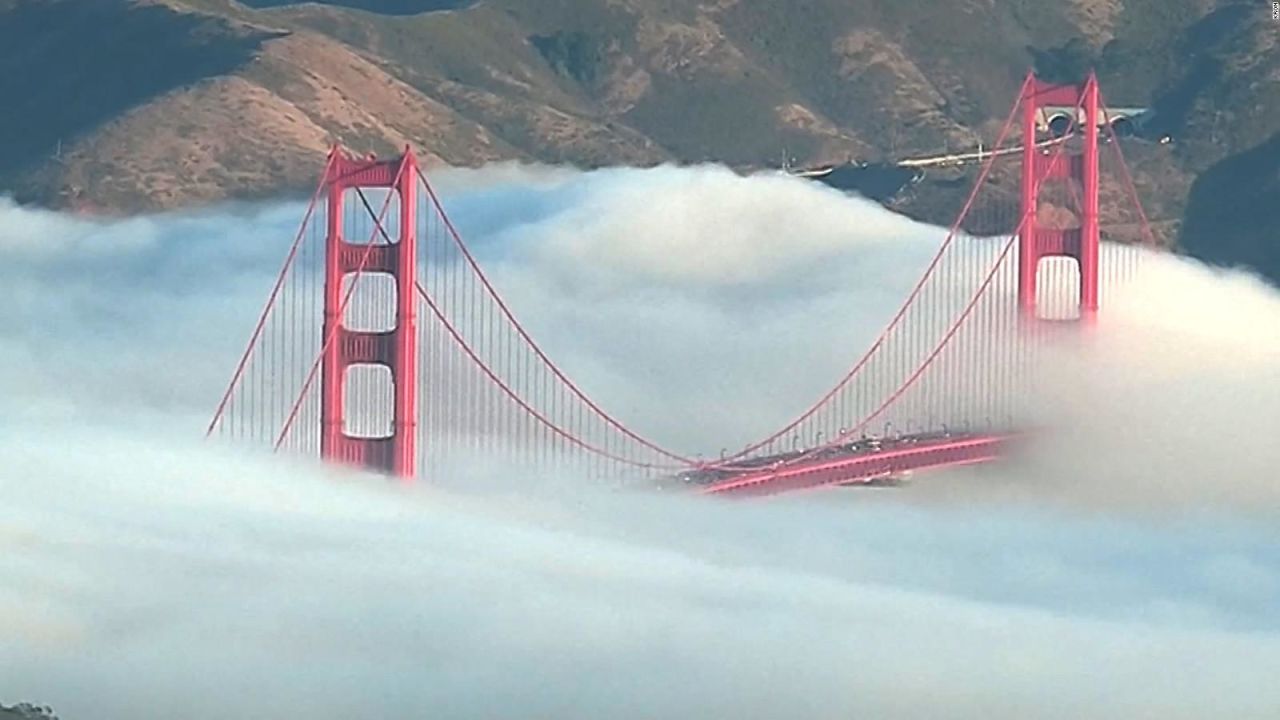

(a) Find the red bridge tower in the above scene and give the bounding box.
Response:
[320,149,419,479]
[1019,73,1101,321]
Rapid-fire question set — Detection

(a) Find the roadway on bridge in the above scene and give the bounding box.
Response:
[659,432,1016,498]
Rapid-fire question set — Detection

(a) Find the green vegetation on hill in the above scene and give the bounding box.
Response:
[0,0,1274,281]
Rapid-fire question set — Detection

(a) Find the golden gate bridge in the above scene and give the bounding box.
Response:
[205,72,1159,497]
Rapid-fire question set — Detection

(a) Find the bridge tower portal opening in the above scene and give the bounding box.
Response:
[1019,73,1100,323]
[320,148,419,480]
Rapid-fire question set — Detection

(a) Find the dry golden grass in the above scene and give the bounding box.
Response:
[1,0,1268,276]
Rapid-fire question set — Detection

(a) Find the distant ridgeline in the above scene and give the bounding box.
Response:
[789,102,1158,205]
[237,0,476,12]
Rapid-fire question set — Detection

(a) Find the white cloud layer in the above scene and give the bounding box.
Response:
[1,164,1279,719]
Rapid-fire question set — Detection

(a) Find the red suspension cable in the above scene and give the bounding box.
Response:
[741,89,1086,474]
[698,73,1036,469]
[206,152,337,437]
[414,279,674,469]
[414,166,699,466]
[273,159,410,450]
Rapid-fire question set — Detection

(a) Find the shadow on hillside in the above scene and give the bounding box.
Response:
[240,0,477,14]
[1139,2,1254,142]
[1180,133,1280,285]
[0,2,280,180]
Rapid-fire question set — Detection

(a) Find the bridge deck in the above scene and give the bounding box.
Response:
[667,433,1014,498]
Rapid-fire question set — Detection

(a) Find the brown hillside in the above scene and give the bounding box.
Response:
[0,0,1275,280]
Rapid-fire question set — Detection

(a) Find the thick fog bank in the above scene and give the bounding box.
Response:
[1,164,1278,718]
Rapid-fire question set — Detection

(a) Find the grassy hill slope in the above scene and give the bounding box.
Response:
[0,0,1274,279]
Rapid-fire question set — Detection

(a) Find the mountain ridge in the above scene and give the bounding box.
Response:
[0,0,1275,279]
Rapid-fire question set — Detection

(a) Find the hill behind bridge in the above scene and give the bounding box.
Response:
[0,0,1274,280]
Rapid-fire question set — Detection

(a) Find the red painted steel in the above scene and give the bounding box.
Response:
[702,435,1015,497]
[1081,76,1100,319]
[320,148,419,479]
[412,279,664,468]
[205,153,335,438]
[692,73,1036,471]
[413,166,696,467]
[1098,88,1160,249]
[1019,74,1101,322]
[209,72,1161,497]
